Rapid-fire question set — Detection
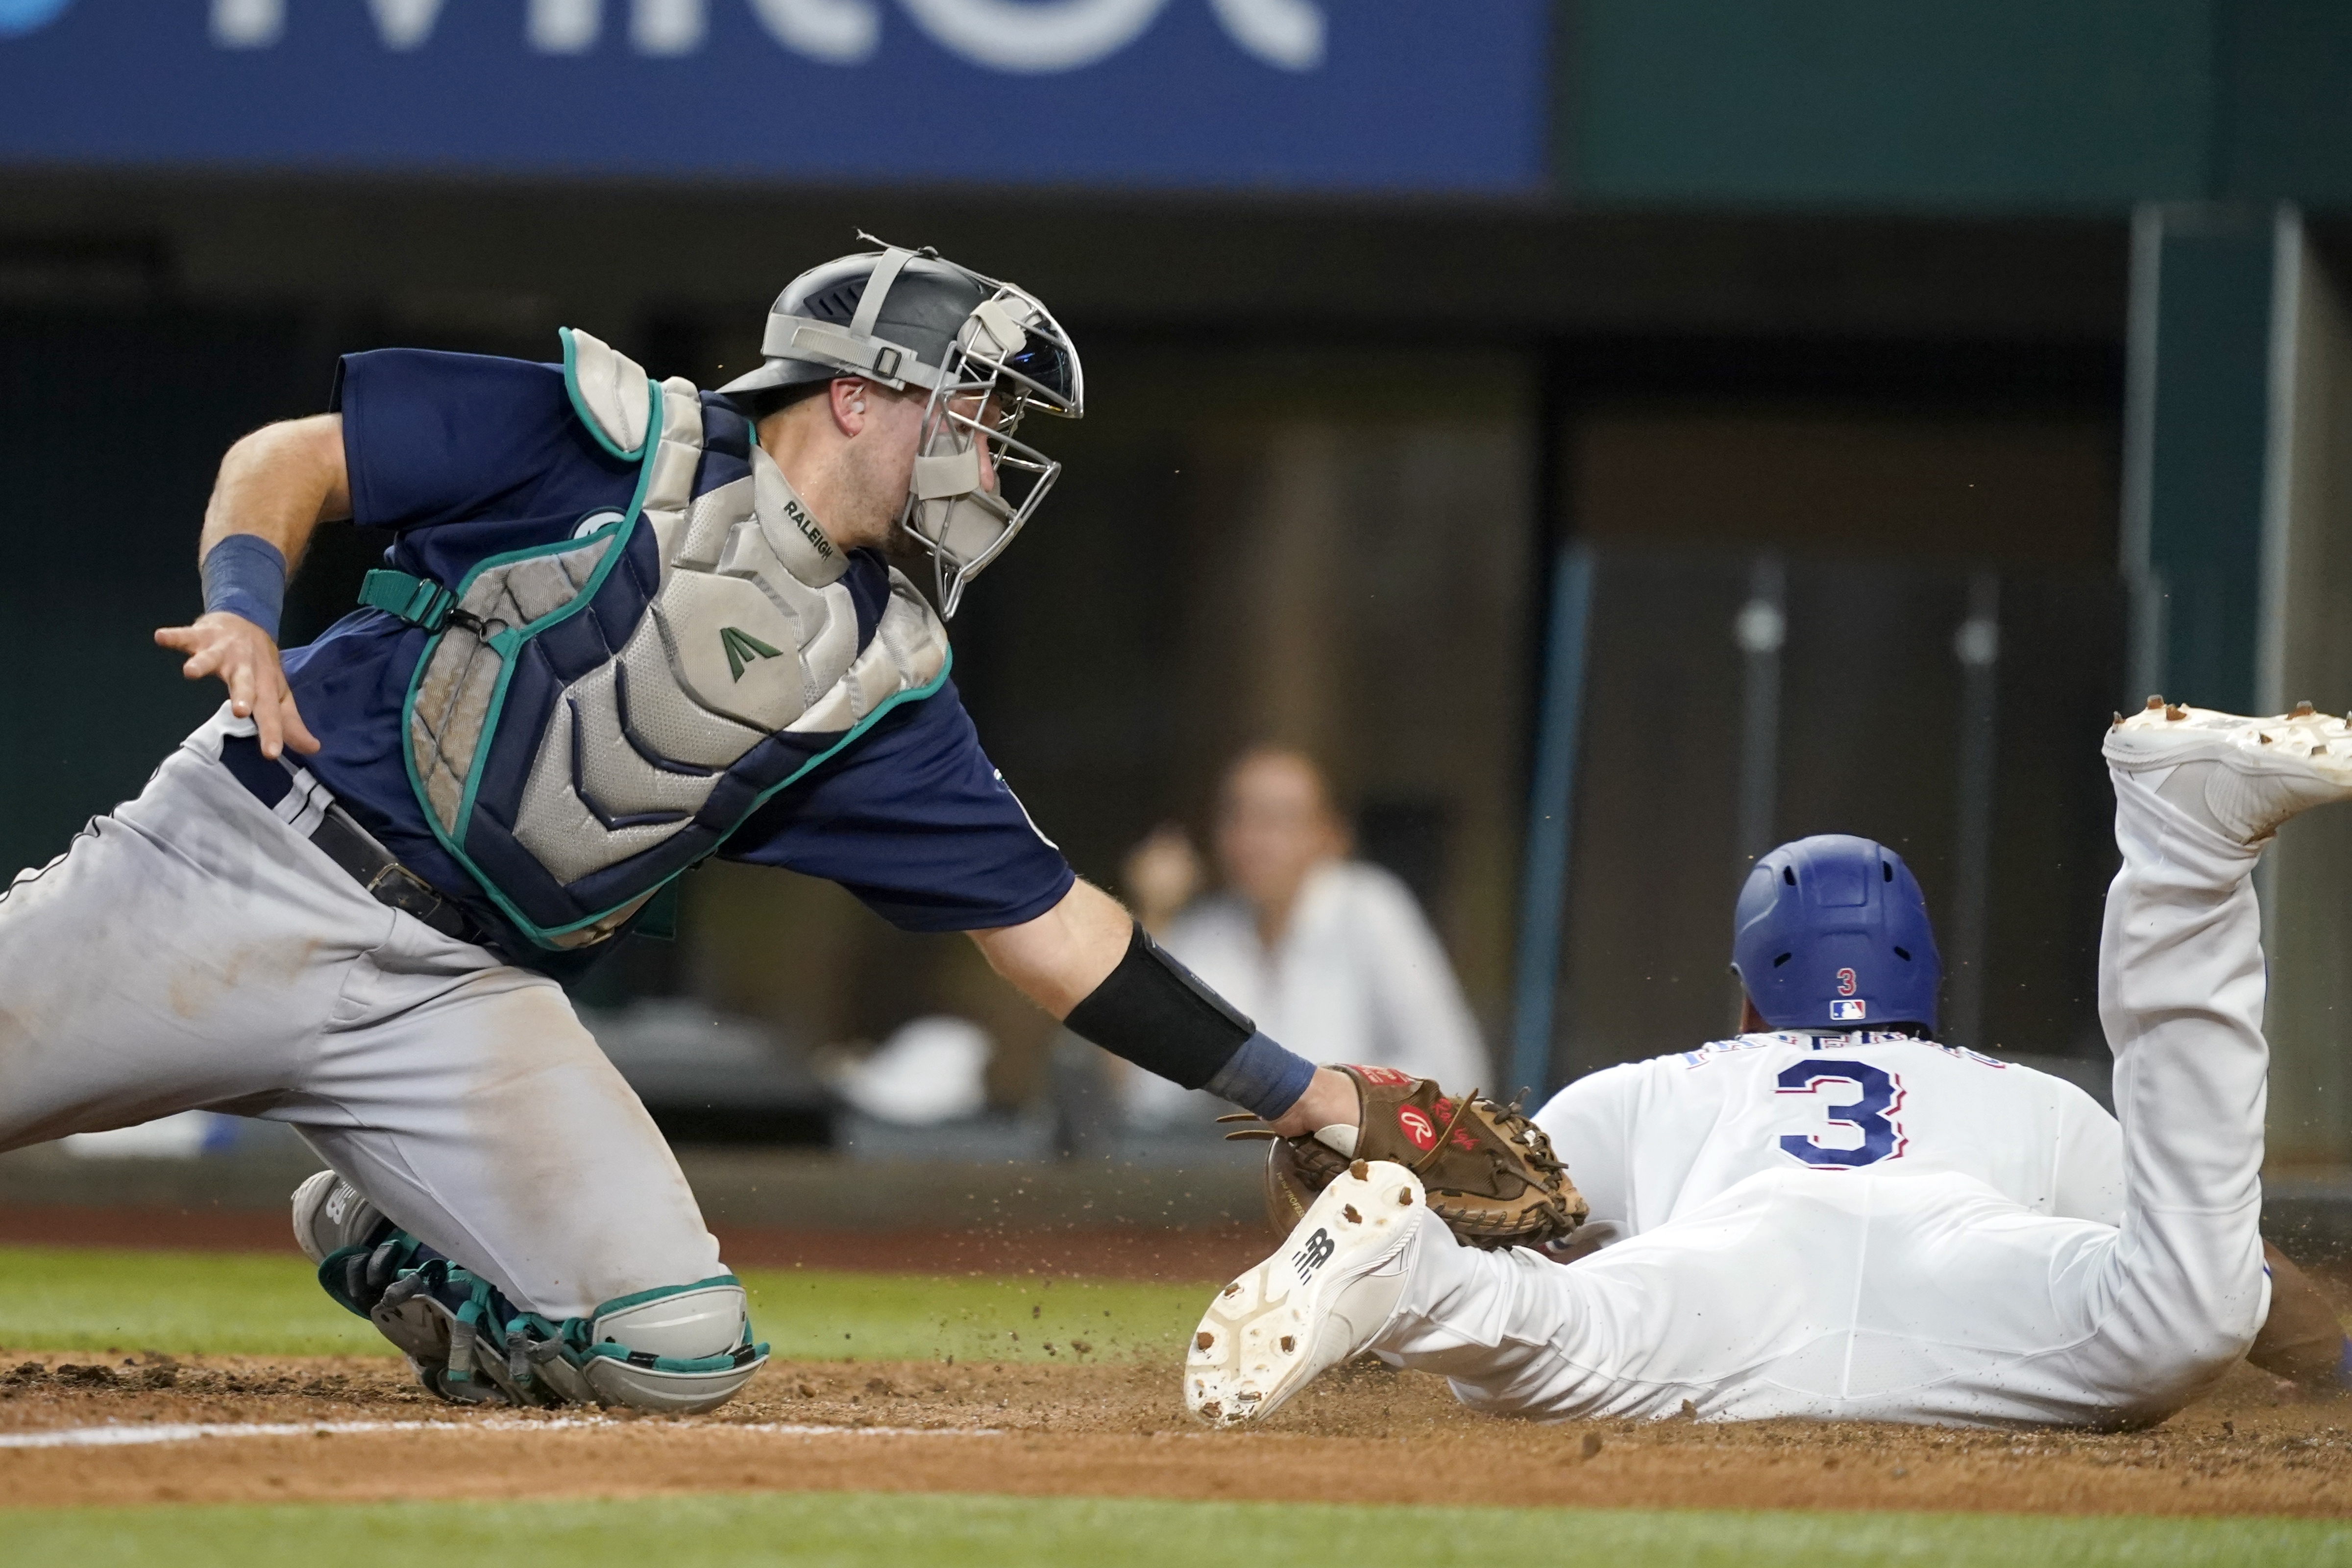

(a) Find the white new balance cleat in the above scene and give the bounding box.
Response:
[290,1169,390,1266]
[1185,1158,1423,1429]
[2105,698,2352,844]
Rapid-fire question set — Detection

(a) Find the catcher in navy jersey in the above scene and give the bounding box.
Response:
[0,242,1398,1412]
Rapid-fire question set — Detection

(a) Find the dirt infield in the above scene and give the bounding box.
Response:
[2,1349,2348,1518]
[7,1211,2351,1520]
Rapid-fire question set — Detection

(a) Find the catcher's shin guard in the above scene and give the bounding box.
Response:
[368,1267,767,1413]
[312,1220,766,1412]
[1187,1159,1421,1428]
[564,1280,769,1414]
[397,1273,764,1413]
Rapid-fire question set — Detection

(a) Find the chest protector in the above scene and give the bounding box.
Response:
[361,329,951,950]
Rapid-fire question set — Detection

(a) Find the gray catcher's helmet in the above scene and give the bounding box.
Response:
[718,240,1084,616]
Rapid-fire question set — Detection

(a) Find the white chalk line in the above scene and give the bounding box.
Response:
[0,1418,1003,1450]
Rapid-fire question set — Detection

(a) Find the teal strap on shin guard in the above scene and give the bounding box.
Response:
[315,1231,426,1320]
[317,1239,550,1406]
[445,1277,489,1386]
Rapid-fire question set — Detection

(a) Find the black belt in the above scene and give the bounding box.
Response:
[219,734,487,946]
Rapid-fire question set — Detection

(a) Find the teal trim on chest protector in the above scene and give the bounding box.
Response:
[716,648,955,853]
[437,509,639,851]
[382,375,663,950]
[560,326,652,461]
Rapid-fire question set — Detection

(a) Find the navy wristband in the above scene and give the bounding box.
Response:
[200,534,288,642]
[1202,1030,1318,1121]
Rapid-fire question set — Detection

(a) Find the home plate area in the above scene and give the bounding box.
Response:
[0,1349,2348,1517]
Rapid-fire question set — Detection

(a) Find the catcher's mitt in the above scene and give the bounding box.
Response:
[1224,1065,1586,1250]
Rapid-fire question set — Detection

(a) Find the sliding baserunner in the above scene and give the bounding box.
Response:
[1192,700,2345,1428]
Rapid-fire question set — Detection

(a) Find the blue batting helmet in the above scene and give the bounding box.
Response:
[1731,834,1941,1032]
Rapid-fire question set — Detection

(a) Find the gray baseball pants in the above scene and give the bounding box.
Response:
[0,706,724,1321]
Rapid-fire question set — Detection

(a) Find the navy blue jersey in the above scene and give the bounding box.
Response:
[280,347,1072,962]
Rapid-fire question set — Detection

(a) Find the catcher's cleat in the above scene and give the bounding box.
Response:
[1186,1158,1422,1429]
[294,1175,507,1404]
[2105,699,2352,844]
[290,1169,391,1266]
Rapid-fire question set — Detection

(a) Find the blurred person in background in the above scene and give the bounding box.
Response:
[1122,749,1488,1129]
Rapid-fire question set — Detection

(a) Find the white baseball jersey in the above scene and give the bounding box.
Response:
[1535,1033,2125,1251]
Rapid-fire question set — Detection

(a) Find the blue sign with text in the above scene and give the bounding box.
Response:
[0,1,1546,192]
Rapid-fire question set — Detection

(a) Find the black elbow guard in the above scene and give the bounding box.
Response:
[1063,921,1254,1090]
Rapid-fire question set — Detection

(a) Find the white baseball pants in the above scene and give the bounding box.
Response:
[0,709,723,1320]
[1371,766,2272,1426]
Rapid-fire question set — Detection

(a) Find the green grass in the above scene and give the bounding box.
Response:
[0,1245,1209,1363]
[2,1494,2346,1567]
[0,1247,384,1358]
[743,1264,1203,1364]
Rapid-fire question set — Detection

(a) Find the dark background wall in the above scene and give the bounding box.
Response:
[0,306,316,872]
[6,0,2352,1108]
[1557,0,2352,208]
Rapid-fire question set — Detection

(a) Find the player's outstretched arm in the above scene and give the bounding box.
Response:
[153,414,351,760]
[968,879,1357,1136]
[968,876,1133,1017]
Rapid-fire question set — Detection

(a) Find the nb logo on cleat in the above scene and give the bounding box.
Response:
[1294,1228,1336,1280]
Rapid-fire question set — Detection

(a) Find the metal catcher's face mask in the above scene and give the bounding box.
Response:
[900,283,1083,616]
[719,240,1084,619]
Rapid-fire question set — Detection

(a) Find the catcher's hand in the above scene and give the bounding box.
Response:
[1223,1065,1586,1250]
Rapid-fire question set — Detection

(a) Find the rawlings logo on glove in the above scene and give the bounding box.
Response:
[1223,1065,1587,1251]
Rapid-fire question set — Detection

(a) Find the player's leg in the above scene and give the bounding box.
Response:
[0,712,759,1413]
[1187,1158,1851,1426]
[2038,703,2352,1419]
[0,728,391,1153]
[278,917,762,1413]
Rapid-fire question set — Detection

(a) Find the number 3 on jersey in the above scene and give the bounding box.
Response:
[1774,1061,1907,1168]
